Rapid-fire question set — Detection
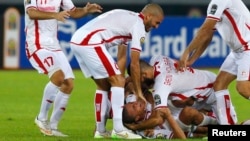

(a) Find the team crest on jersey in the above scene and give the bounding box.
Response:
[154,94,161,105]
[140,37,145,44]
[209,4,217,15]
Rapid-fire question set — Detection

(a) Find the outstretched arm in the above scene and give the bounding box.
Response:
[26,8,70,22]
[130,51,146,102]
[160,108,187,139]
[178,19,216,71]
[69,2,102,18]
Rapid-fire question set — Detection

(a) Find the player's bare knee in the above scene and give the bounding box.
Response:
[65,79,74,91]
[50,70,65,86]
[181,107,193,116]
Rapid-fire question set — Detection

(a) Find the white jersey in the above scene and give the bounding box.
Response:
[70,9,146,52]
[24,0,75,54]
[207,0,250,52]
[136,102,174,139]
[149,55,216,109]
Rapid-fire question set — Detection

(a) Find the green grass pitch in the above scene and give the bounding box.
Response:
[0,69,249,141]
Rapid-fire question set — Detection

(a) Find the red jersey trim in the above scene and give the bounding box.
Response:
[224,10,249,50]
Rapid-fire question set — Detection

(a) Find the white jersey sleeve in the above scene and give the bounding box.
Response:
[207,0,231,20]
[61,0,75,11]
[130,21,146,52]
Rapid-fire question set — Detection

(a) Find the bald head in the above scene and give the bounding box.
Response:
[141,3,164,17]
[140,3,164,32]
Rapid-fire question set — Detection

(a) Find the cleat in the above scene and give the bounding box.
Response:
[51,129,68,137]
[34,117,52,136]
[111,130,142,139]
[94,130,111,138]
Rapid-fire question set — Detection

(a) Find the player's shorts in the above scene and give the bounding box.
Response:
[28,48,74,79]
[169,88,213,102]
[220,51,250,81]
[70,43,121,79]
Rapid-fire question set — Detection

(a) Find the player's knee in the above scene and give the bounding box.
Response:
[50,70,65,86]
[181,107,193,116]
[236,83,250,99]
[65,78,74,91]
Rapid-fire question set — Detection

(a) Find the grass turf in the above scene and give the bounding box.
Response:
[0,69,249,141]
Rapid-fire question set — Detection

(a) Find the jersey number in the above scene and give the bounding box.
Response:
[44,56,53,67]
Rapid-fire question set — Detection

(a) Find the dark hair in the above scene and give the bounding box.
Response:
[122,106,136,124]
[126,59,151,76]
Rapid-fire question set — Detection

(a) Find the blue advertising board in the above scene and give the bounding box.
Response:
[19,16,230,69]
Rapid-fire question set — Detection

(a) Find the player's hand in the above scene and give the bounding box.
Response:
[177,53,190,72]
[176,60,186,72]
[55,11,70,22]
[84,2,103,14]
[144,129,154,137]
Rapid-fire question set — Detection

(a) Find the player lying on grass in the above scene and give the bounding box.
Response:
[123,55,232,139]
[123,81,218,139]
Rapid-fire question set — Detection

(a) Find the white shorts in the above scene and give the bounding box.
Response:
[168,88,215,111]
[220,51,250,81]
[169,88,214,103]
[70,43,121,79]
[28,49,74,79]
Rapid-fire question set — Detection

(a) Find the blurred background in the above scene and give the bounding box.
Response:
[1,0,250,69]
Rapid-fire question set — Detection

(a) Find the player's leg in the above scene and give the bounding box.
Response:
[49,51,75,137]
[177,106,217,128]
[29,49,64,136]
[213,52,238,125]
[176,106,217,139]
[71,44,113,138]
[213,71,236,124]
[93,78,111,138]
[235,51,250,100]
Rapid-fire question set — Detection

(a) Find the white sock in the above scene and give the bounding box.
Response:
[230,103,238,124]
[214,89,235,124]
[50,91,70,129]
[199,114,218,126]
[38,81,58,121]
[176,118,191,132]
[110,87,124,132]
[95,90,109,133]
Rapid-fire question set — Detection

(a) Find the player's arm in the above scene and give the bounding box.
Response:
[117,44,128,77]
[130,50,146,102]
[159,108,187,139]
[124,110,164,131]
[69,2,102,18]
[26,8,70,22]
[178,19,216,70]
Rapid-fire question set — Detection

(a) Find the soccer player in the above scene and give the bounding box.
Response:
[70,3,164,139]
[24,0,102,137]
[123,98,217,139]
[124,55,223,139]
[178,0,250,125]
